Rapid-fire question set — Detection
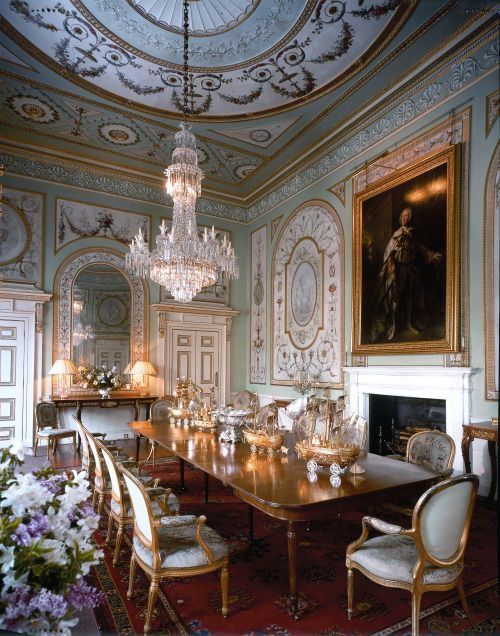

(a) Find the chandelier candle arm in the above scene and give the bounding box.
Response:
[125,0,238,303]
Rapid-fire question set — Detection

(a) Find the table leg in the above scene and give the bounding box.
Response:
[461,432,472,473]
[204,472,209,504]
[134,400,140,421]
[179,458,185,490]
[135,434,141,463]
[76,402,83,453]
[287,520,299,620]
[248,505,254,542]
[487,440,497,500]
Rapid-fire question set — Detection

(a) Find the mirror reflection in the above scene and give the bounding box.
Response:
[71,264,131,373]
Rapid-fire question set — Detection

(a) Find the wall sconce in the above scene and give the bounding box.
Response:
[49,358,78,398]
[130,360,157,394]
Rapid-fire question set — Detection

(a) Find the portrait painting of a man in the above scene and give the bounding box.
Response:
[352,146,460,354]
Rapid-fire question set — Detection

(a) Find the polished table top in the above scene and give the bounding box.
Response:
[129,420,437,518]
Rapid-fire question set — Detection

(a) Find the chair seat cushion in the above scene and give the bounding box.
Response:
[133,523,228,569]
[350,535,463,585]
[37,430,74,438]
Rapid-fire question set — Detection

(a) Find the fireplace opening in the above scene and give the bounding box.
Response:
[368,394,446,456]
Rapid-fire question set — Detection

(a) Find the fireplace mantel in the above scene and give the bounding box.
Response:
[343,366,474,473]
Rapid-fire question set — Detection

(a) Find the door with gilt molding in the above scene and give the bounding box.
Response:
[0,320,25,446]
[171,328,220,406]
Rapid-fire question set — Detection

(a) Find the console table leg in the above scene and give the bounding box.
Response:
[287,520,299,620]
[135,435,141,463]
[487,440,497,500]
[179,458,185,490]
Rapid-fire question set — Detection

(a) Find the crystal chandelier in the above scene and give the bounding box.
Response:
[125,0,238,303]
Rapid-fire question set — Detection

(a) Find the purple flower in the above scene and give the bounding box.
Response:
[38,472,67,494]
[27,511,50,538]
[31,588,68,618]
[66,579,105,609]
[12,523,31,547]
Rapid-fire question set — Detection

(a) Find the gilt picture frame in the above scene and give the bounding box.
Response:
[352,145,461,355]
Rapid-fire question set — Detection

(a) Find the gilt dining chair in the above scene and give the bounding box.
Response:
[147,395,176,466]
[34,401,76,460]
[98,438,180,566]
[346,474,479,636]
[121,465,229,634]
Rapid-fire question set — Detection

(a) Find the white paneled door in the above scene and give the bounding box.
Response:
[0,320,25,445]
[171,328,220,406]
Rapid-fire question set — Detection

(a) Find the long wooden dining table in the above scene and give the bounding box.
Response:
[129,419,438,618]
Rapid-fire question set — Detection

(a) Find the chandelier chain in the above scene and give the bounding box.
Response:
[183,0,189,119]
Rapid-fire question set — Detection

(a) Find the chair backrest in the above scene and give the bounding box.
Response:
[413,474,478,565]
[285,395,308,419]
[83,424,105,484]
[406,430,456,474]
[97,439,126,514]
[233,390,256,410]
[35,401,58,431]
[72,416,91,468]
[121,464,155,549]
[342,414,367,449]
[150,396,175,423]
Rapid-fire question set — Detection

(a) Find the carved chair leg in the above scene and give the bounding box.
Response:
[411,590,422,636]
[113,524,124,566]
[457,578,474,626]
[98,492,106,517]
[144,577,160,635]
[72,434,76,455]
[347,568,354,619]
[34,438,39,457]
[106,513,114,545]
[221,560,229,617]
[127,554,137,599]
[92,489,98,511]
[46,439,51,460]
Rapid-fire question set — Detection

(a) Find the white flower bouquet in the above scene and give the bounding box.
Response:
[0,444,104,635]
[77,365,123,392]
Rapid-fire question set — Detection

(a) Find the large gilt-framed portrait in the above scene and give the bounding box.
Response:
[352,146,461,355]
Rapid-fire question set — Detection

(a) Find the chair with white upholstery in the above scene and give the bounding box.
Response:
[121,465,229,634]
[72,415,122,474]
[34,401,76,459]
[98,439,180,566]
[346,474,479,636]
[406,430,455,477]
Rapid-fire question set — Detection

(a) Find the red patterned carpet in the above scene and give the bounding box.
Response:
[90,459,499,635]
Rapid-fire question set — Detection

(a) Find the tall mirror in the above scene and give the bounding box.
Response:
[71,264,131,372]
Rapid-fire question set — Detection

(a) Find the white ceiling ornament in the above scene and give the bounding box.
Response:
[128,0,260,35]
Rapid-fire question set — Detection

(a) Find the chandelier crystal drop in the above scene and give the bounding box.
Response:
[125,0,238,303]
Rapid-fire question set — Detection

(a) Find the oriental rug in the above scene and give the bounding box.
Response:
[90,459,499,635]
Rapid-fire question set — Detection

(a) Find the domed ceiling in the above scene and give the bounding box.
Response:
[0,0,494,206]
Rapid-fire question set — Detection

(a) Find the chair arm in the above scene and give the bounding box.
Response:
[159,514,197,527]
[195,515,214,562]
[362,516,406,535]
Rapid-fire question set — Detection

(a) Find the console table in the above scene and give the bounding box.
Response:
[462,420,498,500]
[52,393,158,448]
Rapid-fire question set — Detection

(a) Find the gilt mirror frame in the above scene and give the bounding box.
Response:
[52,247,149,380]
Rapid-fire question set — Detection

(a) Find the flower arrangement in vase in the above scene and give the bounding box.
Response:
[0,443,104,635]
[77,365,123,398]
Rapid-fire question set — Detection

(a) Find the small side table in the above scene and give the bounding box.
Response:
[462,421,498,500]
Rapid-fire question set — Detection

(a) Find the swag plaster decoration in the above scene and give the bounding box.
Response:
[272,202,343,387]
[485,89,499,137]
[53,248,148,364]
[56,198,150,251]
[484,143,499,400]
[250,225,267,384]
[0,187,43,287]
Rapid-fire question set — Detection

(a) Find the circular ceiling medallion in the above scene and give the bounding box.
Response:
[98,296,127,327]
[249,128,272,143]
[7,94,59,124]
[98,123,139,145]
[128,0,260,35]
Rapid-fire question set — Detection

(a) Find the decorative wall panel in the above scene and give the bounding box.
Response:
[484,143,499,400]
[271,202,343,387]
[0,188,43,286]
[250,225,267,384]
[56,198,150,251]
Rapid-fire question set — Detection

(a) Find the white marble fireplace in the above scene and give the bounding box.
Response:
[343,366,474,475]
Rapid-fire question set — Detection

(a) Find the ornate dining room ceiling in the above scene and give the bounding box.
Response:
[0,0,495,207]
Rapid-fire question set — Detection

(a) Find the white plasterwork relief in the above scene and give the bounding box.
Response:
[0,188,43,286]
[250,225,267,384]
[272,204,342,386]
